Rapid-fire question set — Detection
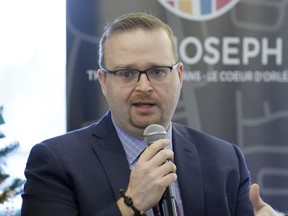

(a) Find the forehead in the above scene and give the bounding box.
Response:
[104,29,175,68]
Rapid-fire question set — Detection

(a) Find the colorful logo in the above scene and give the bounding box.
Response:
[158,0,239,21]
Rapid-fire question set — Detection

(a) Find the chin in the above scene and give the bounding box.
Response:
[131,118,162,129]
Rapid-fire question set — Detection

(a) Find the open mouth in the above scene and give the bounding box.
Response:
[132,102,157,113]
[133,102,155,107]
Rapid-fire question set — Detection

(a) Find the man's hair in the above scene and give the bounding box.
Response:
[98,12,178,68]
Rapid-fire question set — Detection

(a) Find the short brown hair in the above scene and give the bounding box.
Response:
[98,12,178,68]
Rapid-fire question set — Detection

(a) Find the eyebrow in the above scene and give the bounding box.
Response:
[109,63,170,70]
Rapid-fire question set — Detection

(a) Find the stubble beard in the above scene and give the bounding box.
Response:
[129,111,163,130]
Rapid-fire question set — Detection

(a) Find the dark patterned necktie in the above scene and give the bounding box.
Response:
[152,204,161,216]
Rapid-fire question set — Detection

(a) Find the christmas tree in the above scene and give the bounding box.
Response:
[0,106,24,204]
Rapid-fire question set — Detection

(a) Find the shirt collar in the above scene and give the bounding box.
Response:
[112,117,172,168]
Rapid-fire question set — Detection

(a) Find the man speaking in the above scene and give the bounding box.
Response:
[21,12,281,216]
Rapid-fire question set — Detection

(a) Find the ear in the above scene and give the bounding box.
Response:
[97,69,107,97]
[177,62,184,87]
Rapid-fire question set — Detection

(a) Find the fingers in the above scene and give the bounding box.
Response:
[250,183,266,212]
[249,183,265,211]
[249,183,279,216]
[125,139,177,211]
[140,139,176,181]
[250,183,261,210]
[139,139,173,163]
[158,160,177,176]
[139,139,176,180]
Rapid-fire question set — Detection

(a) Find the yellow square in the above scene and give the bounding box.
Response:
[178,1,192,14]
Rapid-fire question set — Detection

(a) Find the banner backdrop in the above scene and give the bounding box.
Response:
[66,0,288,212]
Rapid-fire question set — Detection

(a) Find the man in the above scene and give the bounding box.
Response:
[21,12,280,215]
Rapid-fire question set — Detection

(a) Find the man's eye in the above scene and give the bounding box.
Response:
[117,70,137,79]
[118,70,132,77]
[123,71,132,78]
[151,68,165,76]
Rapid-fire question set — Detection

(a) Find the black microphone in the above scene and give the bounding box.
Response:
[143,124,177,216]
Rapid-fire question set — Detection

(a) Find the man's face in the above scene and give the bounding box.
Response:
[98,29,183,139]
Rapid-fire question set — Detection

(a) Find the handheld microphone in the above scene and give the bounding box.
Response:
[143,124,177,216]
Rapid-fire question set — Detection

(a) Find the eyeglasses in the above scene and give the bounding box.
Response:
[101,62,179,86]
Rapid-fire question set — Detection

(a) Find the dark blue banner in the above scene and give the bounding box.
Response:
[66,0,288,212]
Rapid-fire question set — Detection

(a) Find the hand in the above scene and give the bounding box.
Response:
[249,183,280,216]
[124,139,177,212]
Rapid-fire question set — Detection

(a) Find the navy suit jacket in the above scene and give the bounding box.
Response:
[21,112,253,216]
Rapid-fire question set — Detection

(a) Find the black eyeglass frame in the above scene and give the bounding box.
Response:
[101,62,179,83]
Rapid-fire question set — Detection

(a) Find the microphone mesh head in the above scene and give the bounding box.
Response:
[143,124,167,145]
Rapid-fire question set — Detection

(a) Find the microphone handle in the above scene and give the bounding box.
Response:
[159,185,177,216]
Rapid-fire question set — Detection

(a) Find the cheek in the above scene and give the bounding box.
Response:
[106,85,118,102]
[161,82,181,107]
[164,80,181,96]
[105,83,129,105]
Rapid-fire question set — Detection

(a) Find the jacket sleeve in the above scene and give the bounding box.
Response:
[233,144,254,216]
[21,143,122,216]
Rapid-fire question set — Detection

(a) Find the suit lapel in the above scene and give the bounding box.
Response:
[91,112,131,199]
[89,113,205,214]
[173,124,205,216]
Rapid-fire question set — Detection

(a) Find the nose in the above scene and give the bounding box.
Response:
[135,73,153,92]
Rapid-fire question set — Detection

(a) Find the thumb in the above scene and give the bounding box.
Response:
[249,183,266,212]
